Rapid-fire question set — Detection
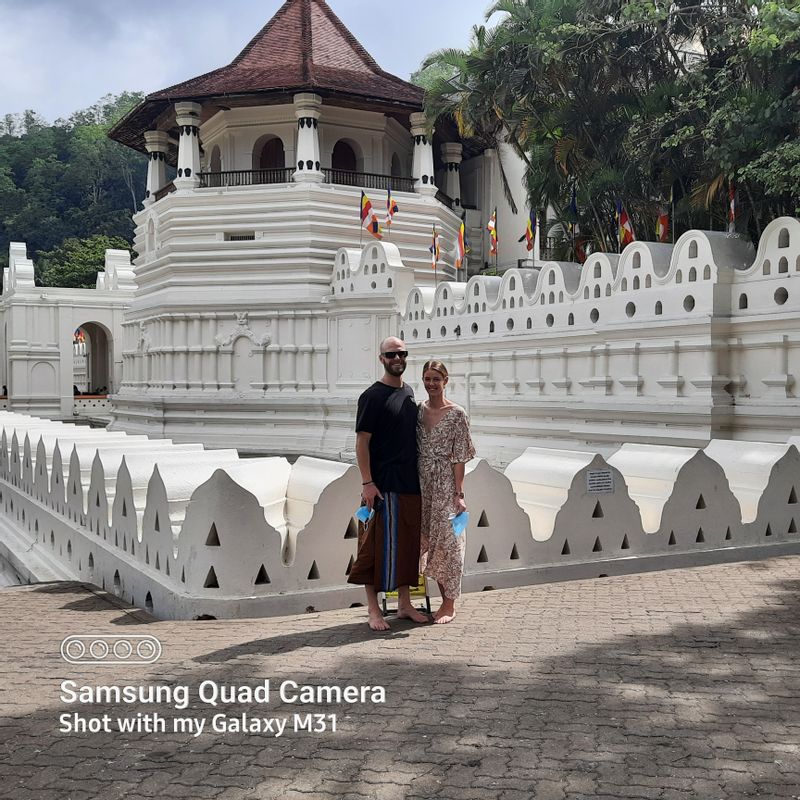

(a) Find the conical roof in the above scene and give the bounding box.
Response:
[110,0,423,153]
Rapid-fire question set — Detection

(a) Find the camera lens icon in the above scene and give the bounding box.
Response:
[61,635,162,665]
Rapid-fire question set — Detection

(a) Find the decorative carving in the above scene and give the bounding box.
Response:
[137,322,152,352]
[214,312,271,348]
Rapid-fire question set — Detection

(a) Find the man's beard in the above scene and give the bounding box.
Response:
[384,362,406,376]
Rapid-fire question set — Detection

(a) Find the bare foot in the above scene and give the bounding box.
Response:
[433,604,456,624]
[367,611,390,631]
[396,605,430,623]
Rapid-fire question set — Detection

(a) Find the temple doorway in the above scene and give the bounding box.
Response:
[73,322,111,396]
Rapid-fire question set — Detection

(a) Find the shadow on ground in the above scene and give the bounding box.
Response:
[1,568,799,799]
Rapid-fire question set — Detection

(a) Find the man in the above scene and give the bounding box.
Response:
[347,336,429,631]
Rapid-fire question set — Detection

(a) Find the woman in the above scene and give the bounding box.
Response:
[417,360,475,623]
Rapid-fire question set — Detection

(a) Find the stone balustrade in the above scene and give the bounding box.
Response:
[0,411,799,619]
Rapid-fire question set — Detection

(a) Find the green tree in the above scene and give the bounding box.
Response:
[37,234,133,288]
[421,0,800,250]
[0,92,146,279]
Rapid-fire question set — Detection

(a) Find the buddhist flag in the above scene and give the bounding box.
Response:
[728,183,737,233]
[518,210,536,252]
[616,200,635,248]
[429,224,441,269]
[656,208,669,242]
[360,191,382,240]
[386,186,399,228]
[456,220,467,269]
[487,208,498,255]
[567,185,578,236]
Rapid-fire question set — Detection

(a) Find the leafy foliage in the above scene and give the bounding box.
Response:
[0,92,146,283]
[421,0,800,250]
[37,234,133,289]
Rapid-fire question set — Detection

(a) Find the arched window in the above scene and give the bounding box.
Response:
[254,137,285,171]
[390,153,402,178]
[210,145,221,173]
[332,141,357,172]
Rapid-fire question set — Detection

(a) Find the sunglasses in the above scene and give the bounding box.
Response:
[382,351,408,360]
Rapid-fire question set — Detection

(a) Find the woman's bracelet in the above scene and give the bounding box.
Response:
[362,480,374,486]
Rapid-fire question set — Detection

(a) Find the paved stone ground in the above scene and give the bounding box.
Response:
[2,557,800,800]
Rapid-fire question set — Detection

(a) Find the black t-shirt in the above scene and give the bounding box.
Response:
[355,381,420,494]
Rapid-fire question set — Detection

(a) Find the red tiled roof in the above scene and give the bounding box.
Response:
[110,0,423,153]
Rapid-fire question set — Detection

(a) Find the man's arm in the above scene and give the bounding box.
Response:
[356,431,382,510]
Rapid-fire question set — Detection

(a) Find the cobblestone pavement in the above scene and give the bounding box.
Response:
[2,558,800,800]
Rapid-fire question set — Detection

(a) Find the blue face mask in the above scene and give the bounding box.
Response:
[451,511,469,537]
[355,505,375,524]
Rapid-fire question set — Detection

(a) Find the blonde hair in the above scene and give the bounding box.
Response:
[422,360,449,380]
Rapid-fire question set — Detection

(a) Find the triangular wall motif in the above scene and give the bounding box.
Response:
[668,531,677,546]
[695,528,705,543]
[592,501,604,519]
[789,518,797,534]
[307,561,320,580]
[696,494,706,509]
[165,560,170,577]
[477,545,489,563]
[620,535,630,550]
[789,487,798,505]
[592,537,603,552]
[345,556,354,576]
[724,527,732,541]
[344,520,358,539]
[181,567,186,584]
[477,511,490,527]
[122,499,127,517]
[255,564,271,585]
[206,523,221,547]
[145,546,150,565]
[561,540,571,556]
[510,544,520,560]
[204,567,220,589]
[766,523,773,537]
[155,553,160,571]
[154,512,160,532]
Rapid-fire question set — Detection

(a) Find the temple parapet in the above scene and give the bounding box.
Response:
[1,411,800,619]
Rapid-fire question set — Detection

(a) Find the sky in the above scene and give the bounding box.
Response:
[0,0,497,122]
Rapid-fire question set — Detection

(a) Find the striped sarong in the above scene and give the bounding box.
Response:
[347,492,421,592]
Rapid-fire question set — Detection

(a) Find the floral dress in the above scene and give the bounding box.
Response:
[417,403,476,599]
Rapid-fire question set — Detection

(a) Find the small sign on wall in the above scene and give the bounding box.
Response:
[586,469,614,494]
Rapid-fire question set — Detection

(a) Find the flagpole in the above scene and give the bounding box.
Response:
[671,197,675,245]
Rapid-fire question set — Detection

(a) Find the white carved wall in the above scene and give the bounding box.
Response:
[399,217,800,461]
[0,245,133,416]
[2,410,800,620]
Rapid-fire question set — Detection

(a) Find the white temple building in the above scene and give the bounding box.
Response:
[0,0,799,614]
[2,0,799,466]
[102,0,530,455]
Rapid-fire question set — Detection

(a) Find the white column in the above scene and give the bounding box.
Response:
[143,131,170,205]
[410,112,437,197]
[174,101,202,190]
[292,93,324,184]
[441,142,462,208]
